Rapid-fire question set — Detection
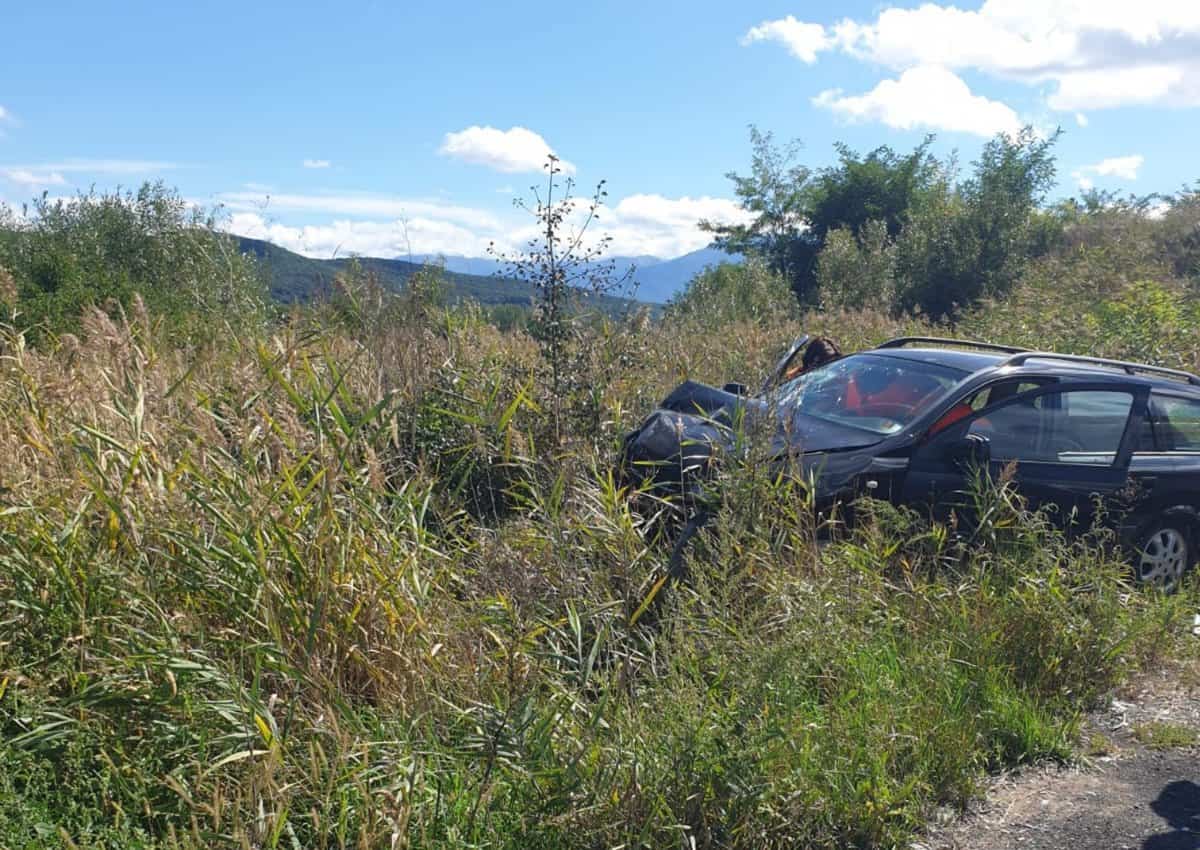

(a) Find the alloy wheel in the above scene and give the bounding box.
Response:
[1138,527,1189,589]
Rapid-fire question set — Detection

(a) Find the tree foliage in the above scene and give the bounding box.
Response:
[666,260,798,326]
[706,126,1062,318]
[817,220,897,311]
[808,138,939,243]
[895,128,1060,317]
[0,182,268,340]
[704,129,940,303]
[700,128,817,299]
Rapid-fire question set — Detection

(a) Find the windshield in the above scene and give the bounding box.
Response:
[775,353,966,436]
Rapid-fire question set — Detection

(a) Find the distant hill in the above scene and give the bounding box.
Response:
[412,247,743,305]
[235,237,639,313]
[625,248,743,304]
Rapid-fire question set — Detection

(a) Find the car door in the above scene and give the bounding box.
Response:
[902,382,1147,531]
[1125,391,1200,530]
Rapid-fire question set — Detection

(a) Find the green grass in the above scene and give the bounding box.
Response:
[0,306,1193,848]
[1132,722,1199,749]
[1,222,1200,847]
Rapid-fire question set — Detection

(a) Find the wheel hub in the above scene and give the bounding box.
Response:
[1138,528,1188,588]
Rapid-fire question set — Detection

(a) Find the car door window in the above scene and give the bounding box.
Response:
[966,389,1134,466]
[1148,394,1200,451]
[966,379,1051,411]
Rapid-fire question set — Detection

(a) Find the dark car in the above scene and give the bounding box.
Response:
[619,335,1200,588]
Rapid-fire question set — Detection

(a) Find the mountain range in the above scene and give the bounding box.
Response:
[237,236,740,309]
[410,247,740,304]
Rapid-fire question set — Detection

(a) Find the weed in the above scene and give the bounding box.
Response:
[1133,722,1200,750]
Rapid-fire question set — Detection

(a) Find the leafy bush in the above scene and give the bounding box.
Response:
[0,182,268,341]
[666,260,798,327]
[817,219,896,311]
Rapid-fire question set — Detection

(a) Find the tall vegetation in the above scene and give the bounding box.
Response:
[1,139,1200,848]
[0,282,1194,849]
[0,182,268,340]
[490,155,634,441]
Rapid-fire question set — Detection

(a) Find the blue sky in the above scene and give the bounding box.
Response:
[2,0,1198,259]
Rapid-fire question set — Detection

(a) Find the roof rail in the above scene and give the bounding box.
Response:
[875,336,1029,355]
[1001,351,1200,387]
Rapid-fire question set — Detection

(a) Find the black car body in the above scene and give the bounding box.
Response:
[619,336,1200,586]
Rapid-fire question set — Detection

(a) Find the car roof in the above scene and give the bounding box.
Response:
[865,347,1006,374]
[866,347,1200,395]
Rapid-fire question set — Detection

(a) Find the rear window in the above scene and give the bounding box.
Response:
[1148,394,1200,452]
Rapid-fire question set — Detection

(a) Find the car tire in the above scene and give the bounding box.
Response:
[1134,521,1194,591]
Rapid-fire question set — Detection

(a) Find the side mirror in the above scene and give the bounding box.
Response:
[944,433,991,470]
[722,382,750,396]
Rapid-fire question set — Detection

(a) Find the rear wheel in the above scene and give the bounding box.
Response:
[1135,523,1193,590]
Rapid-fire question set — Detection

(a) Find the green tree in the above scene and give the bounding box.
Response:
[700,127,818,299]
[808,138,938,243]
[895,128,1060,317]
[965,127,1060,298]
[703,129,940,303]
[0,182,268,339]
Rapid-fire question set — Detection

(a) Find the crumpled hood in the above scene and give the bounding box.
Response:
[656,381,884,455]
[764,411,884,456]
[622,381,899,499]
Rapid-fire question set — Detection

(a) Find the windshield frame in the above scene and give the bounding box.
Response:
[771,352,969,437]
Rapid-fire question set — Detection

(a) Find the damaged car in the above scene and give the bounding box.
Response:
[619,335,1200,588]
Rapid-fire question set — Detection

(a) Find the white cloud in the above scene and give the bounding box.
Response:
[1046,65,1185,111]
[601,194,753,258]
[813,65,1022,138]
[741,15,831,63]
[439,125,575,175]
[216,190,503,230]
[1072,154,1145,187]
[227,212,497,259]
[2,168,68,188]
[1091,155,1145,179]
[1074,112,1088,127]
[221,189,749,261]
[302,159,331,169]
[752,4,1200,112]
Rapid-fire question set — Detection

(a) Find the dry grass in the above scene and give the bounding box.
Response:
[0,270,1197,849]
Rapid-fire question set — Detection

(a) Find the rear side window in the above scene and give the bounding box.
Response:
[1149,394,1200,452]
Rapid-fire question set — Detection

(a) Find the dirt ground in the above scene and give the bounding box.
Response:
[918,662,1200,850]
